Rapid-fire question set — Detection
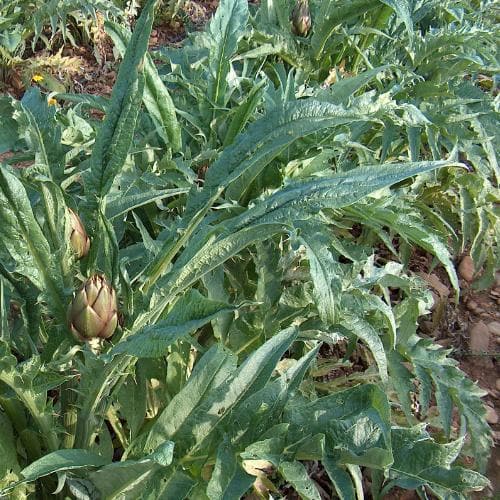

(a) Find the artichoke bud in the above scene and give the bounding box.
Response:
[68,208,90,259]
[68,274,118,342]
[291,0,311,37]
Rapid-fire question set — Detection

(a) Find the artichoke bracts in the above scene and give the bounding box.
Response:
[68,208,90,259]
[291,0,311,37]
[68,275,118,342]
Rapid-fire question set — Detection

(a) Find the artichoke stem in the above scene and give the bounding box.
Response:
[88,337,104,355]
[61,379,78,449]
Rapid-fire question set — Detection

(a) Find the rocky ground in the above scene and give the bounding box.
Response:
[422,257,500,498]
[455,264,500,497]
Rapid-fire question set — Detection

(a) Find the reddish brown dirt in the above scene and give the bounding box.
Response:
[407,252,500,498]
[457,283,500,498]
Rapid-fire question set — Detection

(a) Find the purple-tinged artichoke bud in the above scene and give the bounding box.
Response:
[68,275,118,342]
[291,0,311,37]
[68,208,90,259]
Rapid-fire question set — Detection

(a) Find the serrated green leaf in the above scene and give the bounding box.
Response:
[344,202,460,298]
[379,0,414,45]
[177,327,298,459]
[229,161,459,231]
[279,461,321,500]
[294,222,342,325]
[403,335,492,472]
[20,449,108,483]
[311,0,379,60]
[343,289,397,348]
[0,410,22,490]
[137,345,236,456]
[88,442,174,499]
[387,427,489,498]
[106,187,189,219]
[14,87,64,181]
[323,458,356,500]
[206,441,254,500]
[222,99,377,202]
[0,96,18,153]
[285,384,392,469]
[105,20,182,151]
[113,290,242,357]
[0,168,65,321]
[341,316,388,382]
[147,222,287,323]
[86,0,156,204]
[149,160,454,323]
[207,0,249,108]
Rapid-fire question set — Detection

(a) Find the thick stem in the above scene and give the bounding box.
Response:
[74,355,134,450]
[23,392,59,453]
[106,405,128,451]
[61,379,78,449]
[0,395,41,462]
[140,194,216,294]
[0,375,58,453]
[352,5,392,73]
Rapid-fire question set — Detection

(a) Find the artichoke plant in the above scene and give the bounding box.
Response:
[68,274,118,342]
[68,208,90,259]
[291,0,311,37]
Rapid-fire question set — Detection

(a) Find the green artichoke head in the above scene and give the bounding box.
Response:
[68,274,118,342]
[291,0,311,37]
[68,208,90,259]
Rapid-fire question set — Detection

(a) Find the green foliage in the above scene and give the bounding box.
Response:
[105,20,182,152]
[384,426,488,498]
[0,0,497,498]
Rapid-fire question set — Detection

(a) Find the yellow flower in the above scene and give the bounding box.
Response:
[48,97,57,106]
[32,74,44,83]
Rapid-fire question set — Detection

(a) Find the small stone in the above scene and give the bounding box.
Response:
[467,300,479,312]
[420,320,434,335]
[487,321,500,336]
[430,291,440,310]
[469,321,490,352]
[458,255,475,282]
[485,405,498,425]
[418,272,449,297]
[437,338,452,348]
